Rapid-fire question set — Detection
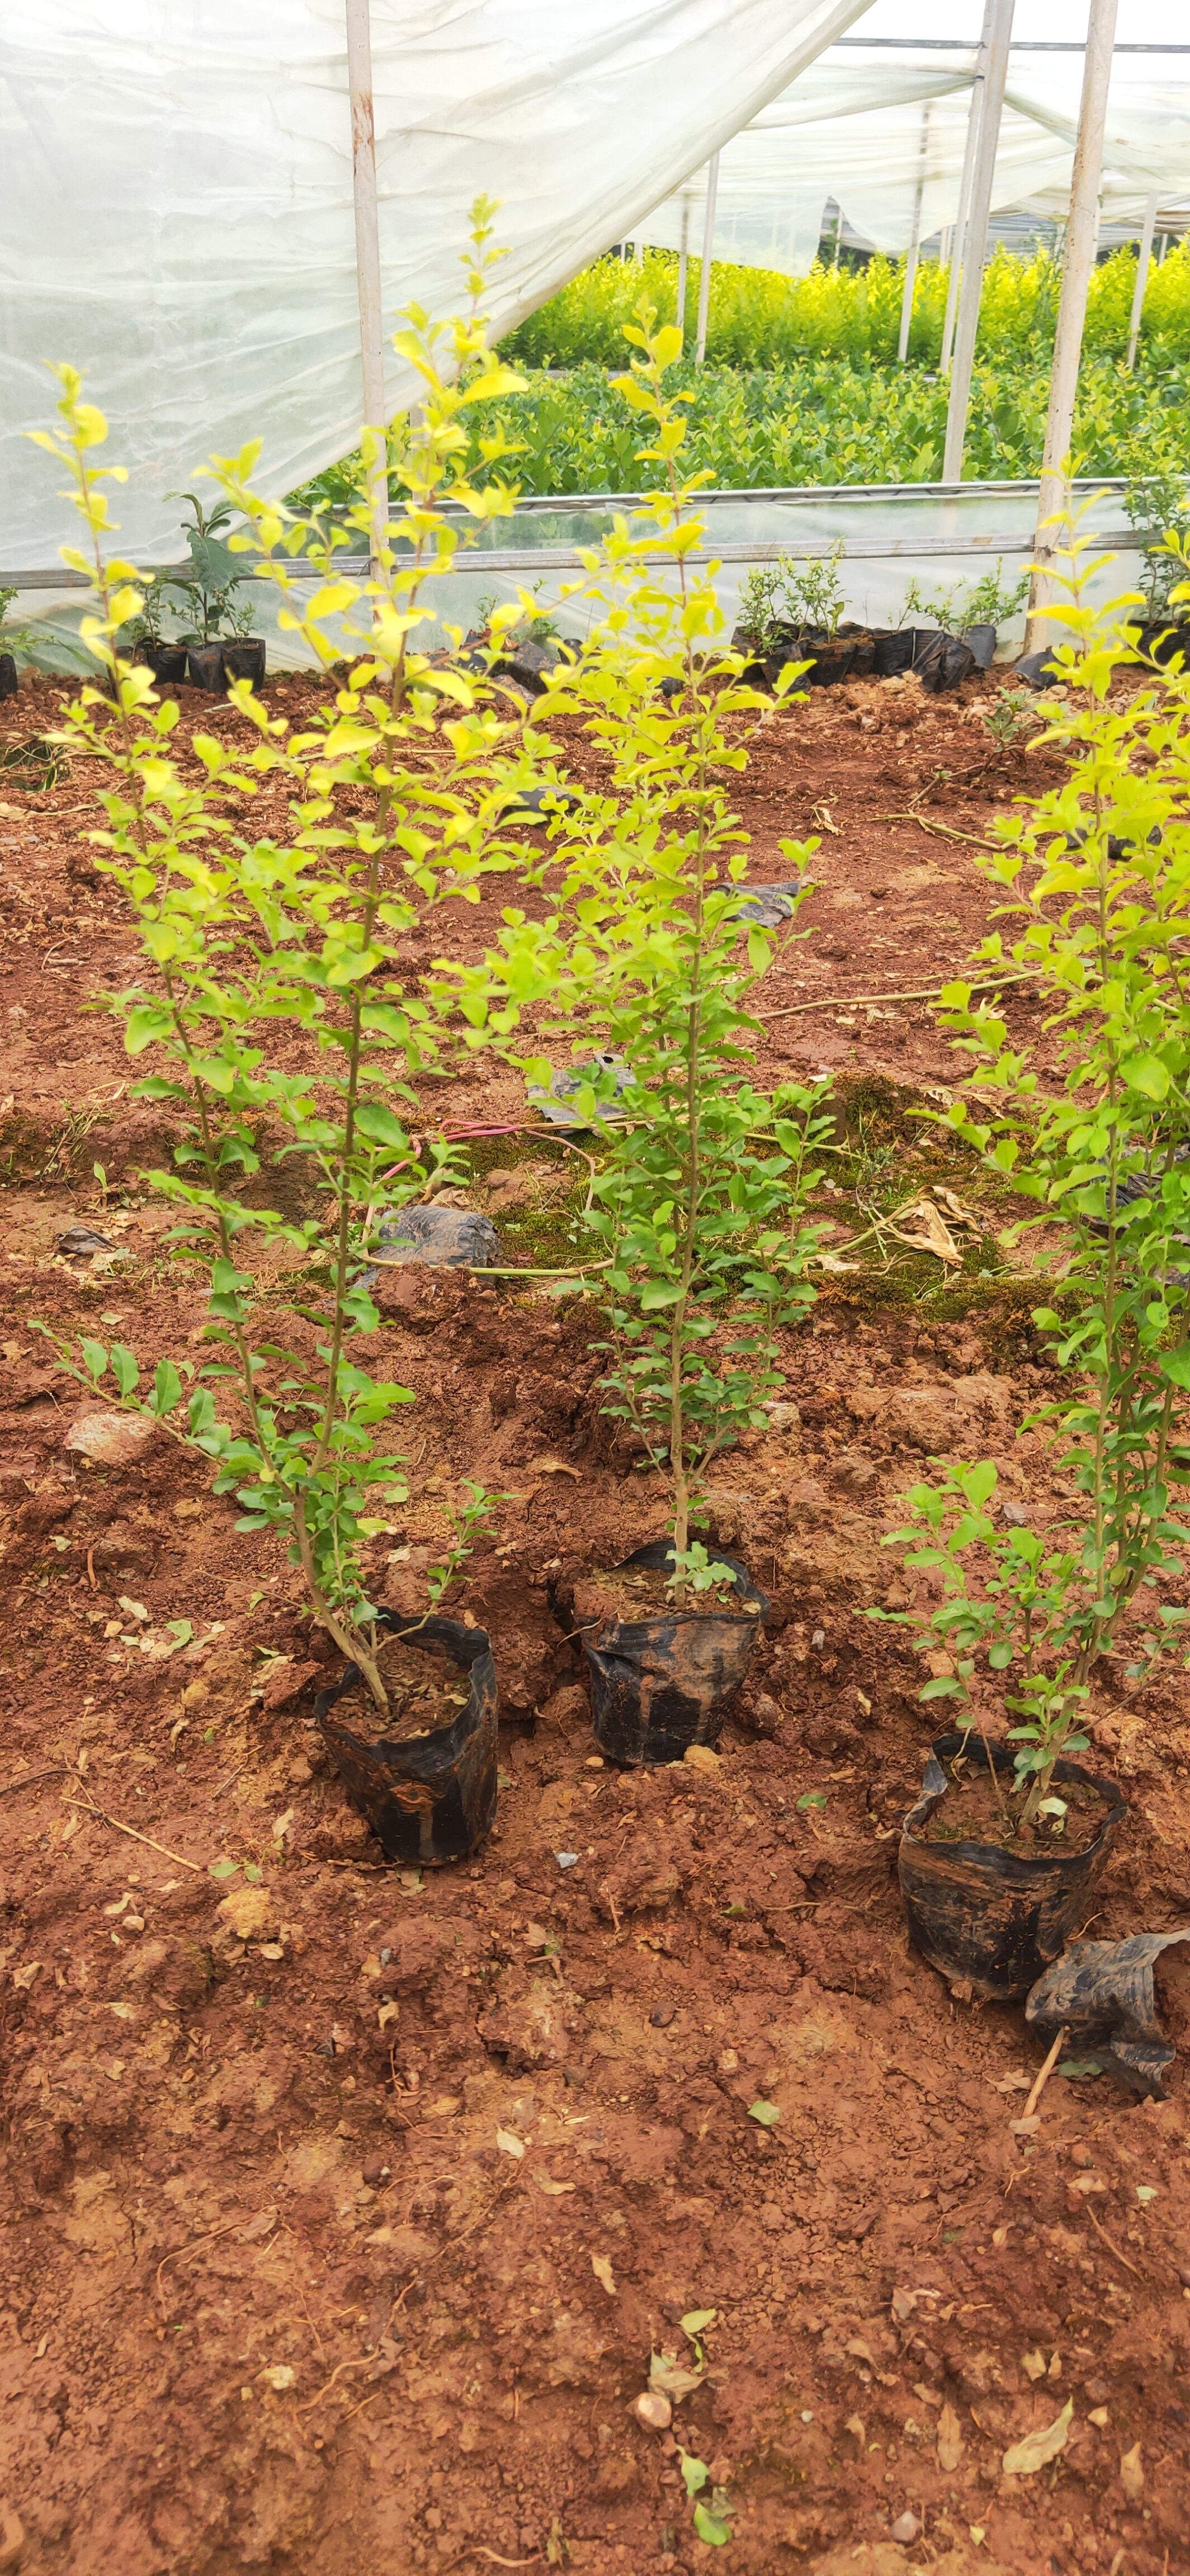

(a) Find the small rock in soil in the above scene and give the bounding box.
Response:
[64,1409,158,1468]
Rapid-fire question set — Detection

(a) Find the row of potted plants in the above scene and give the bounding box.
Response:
[35,209,1190,2006]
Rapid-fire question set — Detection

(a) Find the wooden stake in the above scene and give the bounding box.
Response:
[345,0,389,576]
[1023,0,1120,655]
[1022,2023,1069,2119]
[898,105,932,364]
[695,151,720,363]
[940,0,997,377]
[1126,189,1160,369]
[943,0,1016,478]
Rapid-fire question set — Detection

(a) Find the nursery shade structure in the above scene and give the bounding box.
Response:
[637,11,1190,273]
[0,0,875,571]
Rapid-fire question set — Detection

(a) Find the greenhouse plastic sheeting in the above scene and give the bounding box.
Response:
[639,37,1190,269]
[15,479,1146,671]
[0,0,873,573]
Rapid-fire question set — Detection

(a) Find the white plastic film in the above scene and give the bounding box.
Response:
[0,0,873,572]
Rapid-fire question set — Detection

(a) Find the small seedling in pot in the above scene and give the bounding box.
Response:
[1122,462,1190,623]
[160,493,251,647]
[32,205,548,1713]
[440,303,833,1607]
[882,492,1190,1829]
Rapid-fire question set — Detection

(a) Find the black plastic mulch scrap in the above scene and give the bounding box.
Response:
[730,880,806,928]
[1026,1928,1190,2099]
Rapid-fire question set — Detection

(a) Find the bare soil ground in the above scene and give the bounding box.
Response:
[2,669,1190,2576]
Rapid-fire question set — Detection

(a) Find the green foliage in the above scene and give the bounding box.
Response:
[32,202,550,1712]
[425,1480,509,1609]
[499,239,1190,373]
[901,560,1030,636]
[881,498,1190,1817]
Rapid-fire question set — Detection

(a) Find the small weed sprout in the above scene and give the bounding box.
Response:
[981,687,1036,754]
[425,1481,509,1612]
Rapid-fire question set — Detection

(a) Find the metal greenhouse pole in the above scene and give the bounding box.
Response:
[939,0,997,377]
[898,104,932,363]
[1024,0,1120,655]
[345,0,389,573]
[695,151,720,363]
[1126,188,1161,367]
[942,0,1016,480]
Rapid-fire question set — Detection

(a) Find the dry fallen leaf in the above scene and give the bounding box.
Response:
[1002,2395,1073,2476]
[1119,2441,1144,2501]
[1021,2351,1047,2383]
[932,1184,983,1235]
[591,2252,617,2295]
[890,1196,962,1265]
[260,2364,296,2393]
[535,2174,575,2198]
[649,2348,704,2402]
[12,1963,42,1992]
[495,2128,526,2159]
[526,1456,582,1480]
[937,2400,965,2471]
[377,2000,399,2030]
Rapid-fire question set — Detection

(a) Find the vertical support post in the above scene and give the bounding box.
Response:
[832,200,843,269]
[898,105,932,363]
[345,0,388,575]
[1024,0,1120,656]
[1126,190,1160,368]
[694,151,720,364]
[939,0,997,378]
[677,200,691,348]
[942,0,1016,481]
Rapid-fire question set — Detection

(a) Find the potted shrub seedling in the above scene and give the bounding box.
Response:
[120,573,188,689]
[32,203,551,1863]
[164,491,265,692]
[877,496,1190,1995]
[1122,465,1190,664]
[447,305,832,1761]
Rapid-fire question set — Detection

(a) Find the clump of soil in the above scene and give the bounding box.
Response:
[572,1560,748,1626]
[918,1755,1109,1857]
[336,1632,473,1742]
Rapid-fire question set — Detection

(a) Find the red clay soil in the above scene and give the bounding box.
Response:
[2,669,1190,2576]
